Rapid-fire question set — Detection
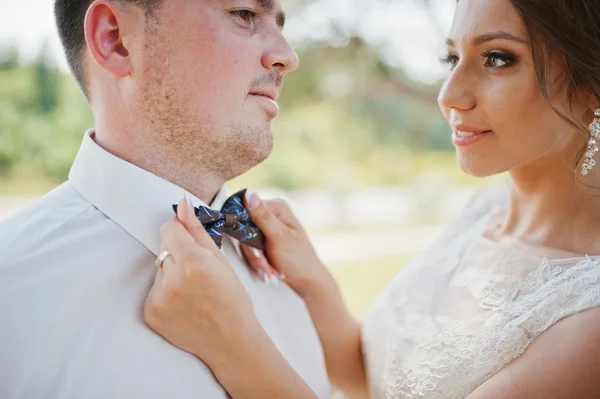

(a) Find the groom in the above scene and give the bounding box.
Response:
[0,1,330,398]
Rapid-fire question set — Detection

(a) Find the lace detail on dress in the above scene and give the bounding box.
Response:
[361,189,600,399]
[378,253,600,399]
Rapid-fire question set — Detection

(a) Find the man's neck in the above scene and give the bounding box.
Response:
[92,129,225,205]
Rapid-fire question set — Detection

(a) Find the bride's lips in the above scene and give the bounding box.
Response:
[452,124,493,147]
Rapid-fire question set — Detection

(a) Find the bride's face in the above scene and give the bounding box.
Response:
[438,0,586,178]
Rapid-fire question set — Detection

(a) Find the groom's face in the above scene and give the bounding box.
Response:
[137,0,299,178]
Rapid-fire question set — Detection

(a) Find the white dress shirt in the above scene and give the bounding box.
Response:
[0,131,330,399]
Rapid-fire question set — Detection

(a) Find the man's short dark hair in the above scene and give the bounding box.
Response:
[54,0,162,99]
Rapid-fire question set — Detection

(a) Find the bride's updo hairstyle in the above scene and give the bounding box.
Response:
[511,1,600,174]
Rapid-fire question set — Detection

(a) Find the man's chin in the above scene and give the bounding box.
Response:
[236,127,273,166]
[222,140,273,182]
[252,133,274,165]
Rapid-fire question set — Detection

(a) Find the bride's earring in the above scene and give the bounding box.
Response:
[582,108,600,176]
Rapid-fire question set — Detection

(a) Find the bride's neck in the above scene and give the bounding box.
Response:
[499,153,600,255]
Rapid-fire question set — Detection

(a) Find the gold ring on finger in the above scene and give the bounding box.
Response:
[155,250,172,269]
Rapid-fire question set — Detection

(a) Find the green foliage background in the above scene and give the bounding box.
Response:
[0,36,479,195]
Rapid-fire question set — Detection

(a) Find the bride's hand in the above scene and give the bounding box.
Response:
[145,197,321,399]
[144,197,261,369]
[242,190,329,298]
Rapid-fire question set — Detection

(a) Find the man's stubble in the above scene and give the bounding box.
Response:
[138,30,274,185]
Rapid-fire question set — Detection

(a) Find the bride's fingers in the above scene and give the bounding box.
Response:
[244,190,287,238]
[264,199,302,230]
[244,189,301,231]
[175,197,222,256]
[240,244,280,282]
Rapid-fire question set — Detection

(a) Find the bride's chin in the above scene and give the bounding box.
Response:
[456,156,506,178]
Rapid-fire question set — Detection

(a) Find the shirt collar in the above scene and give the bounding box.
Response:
[68,130,229,256]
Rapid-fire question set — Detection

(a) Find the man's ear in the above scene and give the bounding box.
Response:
[84,0,134,79]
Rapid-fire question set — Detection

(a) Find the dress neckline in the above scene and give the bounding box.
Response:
[477,233,600,265]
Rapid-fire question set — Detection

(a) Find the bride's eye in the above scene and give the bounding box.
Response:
[482,51,517,69]
[440,53,460,71]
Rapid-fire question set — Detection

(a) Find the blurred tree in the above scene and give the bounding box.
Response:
[283,0,448,108]
[0,45,19,71]
[0,0,459,193]
[34,43,60,113]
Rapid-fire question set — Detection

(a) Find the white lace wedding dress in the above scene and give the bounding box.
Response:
[361,189,600,399]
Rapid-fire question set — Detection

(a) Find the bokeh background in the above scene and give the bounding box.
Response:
[0,0,506,319]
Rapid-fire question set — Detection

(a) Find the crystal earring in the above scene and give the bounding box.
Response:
[581,108,600,176]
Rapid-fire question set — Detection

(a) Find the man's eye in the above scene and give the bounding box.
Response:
[231,9,258,24]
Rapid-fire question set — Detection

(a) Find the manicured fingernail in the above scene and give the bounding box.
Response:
[279,273,287,281]
[257,269,268,281]
[245,189,260,210]
[177,198,186,221]
[263,272,270,285]
[251,247,261,258]
[270,275,280,287]
[184,193,195,220]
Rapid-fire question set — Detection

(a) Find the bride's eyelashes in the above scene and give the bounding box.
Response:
[440,53,459,70]
[440,50,519,71]
[481,51,518,69]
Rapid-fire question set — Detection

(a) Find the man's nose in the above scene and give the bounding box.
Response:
[262,31,300,75]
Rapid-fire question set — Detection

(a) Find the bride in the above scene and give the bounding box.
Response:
[144,0,600,397]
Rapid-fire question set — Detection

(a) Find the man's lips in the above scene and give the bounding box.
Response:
[248,91,280,117]
[249,89,279,101]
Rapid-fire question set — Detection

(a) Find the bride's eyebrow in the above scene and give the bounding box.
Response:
[446,31,529,47]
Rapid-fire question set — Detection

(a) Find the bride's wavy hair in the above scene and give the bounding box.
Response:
[510,0,600,175]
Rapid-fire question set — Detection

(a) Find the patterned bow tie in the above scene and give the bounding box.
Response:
[172,189,265,250]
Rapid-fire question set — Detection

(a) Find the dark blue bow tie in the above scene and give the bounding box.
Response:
[173,189,265,250]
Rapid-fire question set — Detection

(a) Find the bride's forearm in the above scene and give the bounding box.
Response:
[303,269,368,398]
[209,321,318,399]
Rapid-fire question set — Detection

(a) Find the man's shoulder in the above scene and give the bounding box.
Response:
[0,182,109,263]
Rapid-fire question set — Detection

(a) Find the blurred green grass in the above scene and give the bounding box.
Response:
[330,254,414,320]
